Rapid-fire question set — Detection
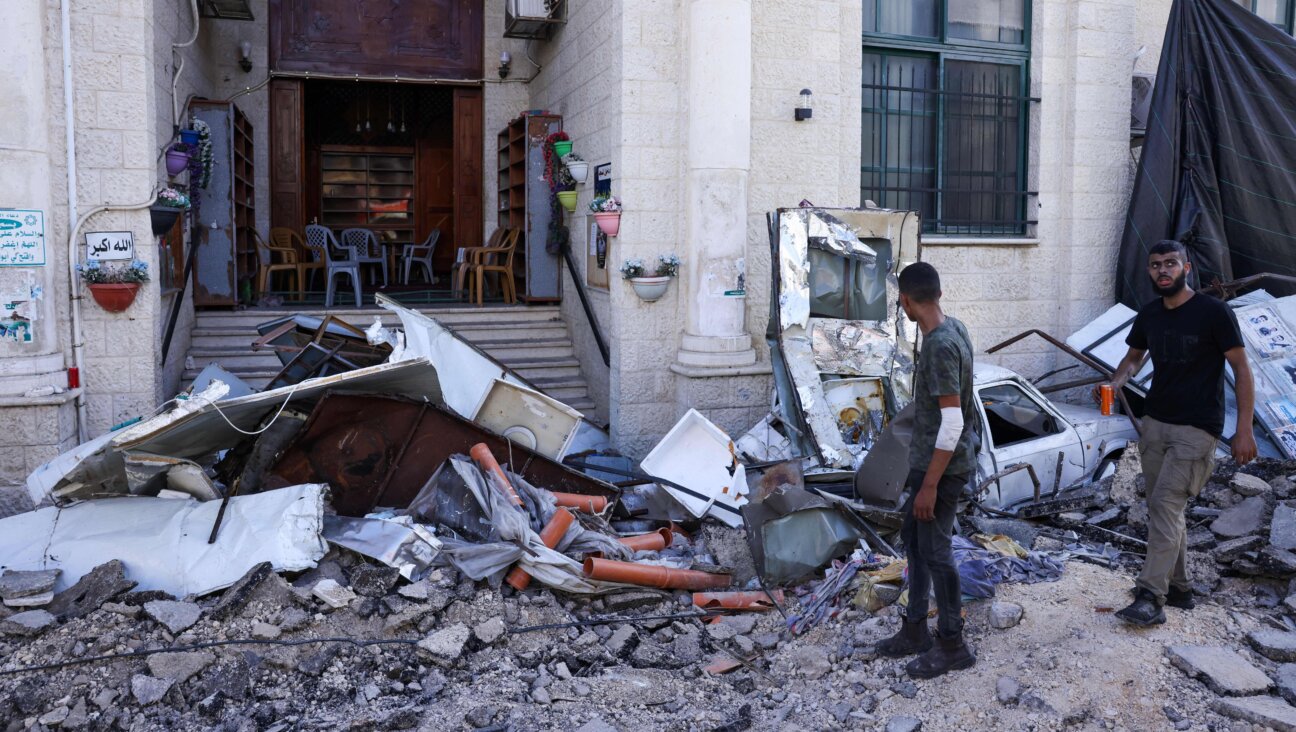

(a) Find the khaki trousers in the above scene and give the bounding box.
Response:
[1136,416,1218,604]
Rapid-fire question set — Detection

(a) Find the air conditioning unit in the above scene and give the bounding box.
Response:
[505,0,565,39]
[508,0,550,18]
[1131,73,1155,136]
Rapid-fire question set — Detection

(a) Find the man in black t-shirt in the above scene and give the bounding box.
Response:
[1108,240,1257,626]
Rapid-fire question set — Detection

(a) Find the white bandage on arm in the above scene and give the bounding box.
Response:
[934,406,964,451]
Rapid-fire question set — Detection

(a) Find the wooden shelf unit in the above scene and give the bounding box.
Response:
[319,146,416,253]
[496,112,562,302]
[190,99,256,307]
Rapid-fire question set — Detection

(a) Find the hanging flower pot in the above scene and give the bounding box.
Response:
[593,211,621,237]
[564,157,589,183]
[556,190,577,212]
[149,205,182,236]
[178,129,201,146]
[87,283,140,313]
[552,140,573,158]
[165,145,191,176]
[629,276,671,303]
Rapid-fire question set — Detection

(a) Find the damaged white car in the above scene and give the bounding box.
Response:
[753,206,1137,513]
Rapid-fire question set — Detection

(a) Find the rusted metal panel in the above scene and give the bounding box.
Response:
[267,393,618,516]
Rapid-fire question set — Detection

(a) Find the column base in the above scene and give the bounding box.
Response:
[673,333,757,370]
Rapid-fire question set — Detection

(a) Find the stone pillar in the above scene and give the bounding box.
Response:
[0,0,62,392]
[674,0,757,369]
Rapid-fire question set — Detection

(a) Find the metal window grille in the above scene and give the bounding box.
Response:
[862,60,1039,237]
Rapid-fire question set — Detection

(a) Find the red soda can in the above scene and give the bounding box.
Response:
[1099,384,1114,416]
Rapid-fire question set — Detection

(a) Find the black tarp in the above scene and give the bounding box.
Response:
[1117,0,1296,307]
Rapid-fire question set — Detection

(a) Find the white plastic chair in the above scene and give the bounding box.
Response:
[304,224,361,307]
[341,228,389,287]
[402,229,440,285]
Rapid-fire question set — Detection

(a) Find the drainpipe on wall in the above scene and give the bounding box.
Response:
[61,0,157,444]
[172,0,201,129]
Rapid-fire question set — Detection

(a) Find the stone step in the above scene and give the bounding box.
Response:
[193,305,561,329]
[188,320,569,349]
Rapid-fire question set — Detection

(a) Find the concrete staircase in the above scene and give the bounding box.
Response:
[180,304,597,417]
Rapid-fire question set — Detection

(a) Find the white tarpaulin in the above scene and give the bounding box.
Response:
[0,484,328,597]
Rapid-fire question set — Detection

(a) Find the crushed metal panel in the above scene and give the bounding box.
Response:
[113,359,442,460]
[472,379,583,460]
[640,409,749,528]
[854,402,914,509]
[768,206,920,470]
[122,453,222,501]
[741,465,865,585]
[0,484,327,597]
[321,514,442,581]
[267,392,618,516]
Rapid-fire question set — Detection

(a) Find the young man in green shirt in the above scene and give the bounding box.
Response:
[875,262,978,679]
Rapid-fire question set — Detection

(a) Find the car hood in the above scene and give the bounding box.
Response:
[1051,402,1139,441]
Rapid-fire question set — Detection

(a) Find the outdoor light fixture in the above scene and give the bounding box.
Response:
[238,41,253,73]
[795,88,813,121]
[499,50,512,79]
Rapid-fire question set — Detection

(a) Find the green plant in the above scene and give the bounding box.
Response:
[619,258,645,280]
[77,259,150,284]
[589,195,622,213]
[154,187,190,208]
[655,253,681,277]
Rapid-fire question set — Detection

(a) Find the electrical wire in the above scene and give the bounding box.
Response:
[207,380,303,436]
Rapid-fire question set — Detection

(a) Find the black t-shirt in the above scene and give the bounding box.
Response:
[1126,292,1244,437]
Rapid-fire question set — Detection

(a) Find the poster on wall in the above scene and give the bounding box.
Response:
[0,210,46,266]
[0,270,40,345]
[585,215,608,290]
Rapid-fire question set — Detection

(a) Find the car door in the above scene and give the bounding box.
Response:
[976,379,1086,508]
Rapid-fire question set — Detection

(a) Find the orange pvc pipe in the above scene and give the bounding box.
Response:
[582,557,731,590]
[505,508,575,591]
[550,491,608,513]
[470,443,523,507]
[617,528,674,552]
[692,590,785,611]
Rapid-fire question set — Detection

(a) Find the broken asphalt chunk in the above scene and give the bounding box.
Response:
[47,559,135,620]
[1211,496,1268,539]
[146,651,216,684]
[1260,547,1296,577]
[1214,695,1296,732]
[1249,630,1296,662]
[1232,473,1272,497]
[1166,645,1273,696]
[1215,536,1266,563]
[418,624,470,667]
[143,600,202,634]
[130,674,174,706]
[312,579,356,609]
[0,569,59,607]
[207,562,274,620]
[0,609,56,636]
[1274,503,1296,551]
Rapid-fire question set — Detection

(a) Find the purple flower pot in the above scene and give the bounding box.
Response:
[165,147,190,176]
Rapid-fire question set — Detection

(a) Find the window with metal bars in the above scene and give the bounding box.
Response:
[862,0,1037,237]
[1232,0,1294,33]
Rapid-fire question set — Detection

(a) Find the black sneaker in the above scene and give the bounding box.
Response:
[1116,588,1166,626]
[1128,585,1195,610]
[1166,586,1195,610]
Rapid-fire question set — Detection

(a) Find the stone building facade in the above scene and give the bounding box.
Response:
[0,0,1177,491]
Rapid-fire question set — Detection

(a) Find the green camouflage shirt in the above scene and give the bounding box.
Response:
[909,316,977,476]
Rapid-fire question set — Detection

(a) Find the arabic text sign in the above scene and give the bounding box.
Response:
[85,231,135,262]
[0,210,45,266]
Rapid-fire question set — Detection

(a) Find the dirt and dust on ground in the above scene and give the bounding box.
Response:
[6,453,1296,732]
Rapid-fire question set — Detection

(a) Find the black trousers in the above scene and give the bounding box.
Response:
[900,468,966,638]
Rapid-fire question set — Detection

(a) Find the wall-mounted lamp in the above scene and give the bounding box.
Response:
[238,41,253,73]
[499,50,512,79]
[795,88,813,121]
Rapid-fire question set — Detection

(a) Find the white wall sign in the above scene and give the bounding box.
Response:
[85,231,135,261]
[0,210,45,266]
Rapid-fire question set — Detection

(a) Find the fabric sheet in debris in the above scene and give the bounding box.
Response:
[322,514,443,581]
[766,207,920,471]
[405,456,631,593]
[1117,0,1296,306]
[1068,294,1290,459]
[951,535,1065,599]
[0,484,327,597]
